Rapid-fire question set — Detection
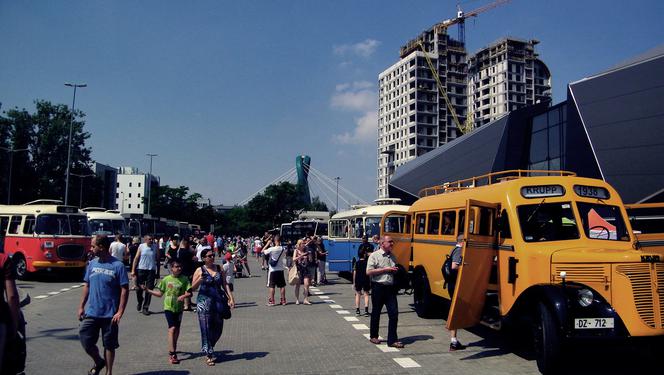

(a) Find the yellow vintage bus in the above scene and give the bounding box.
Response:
[381,170,663,373]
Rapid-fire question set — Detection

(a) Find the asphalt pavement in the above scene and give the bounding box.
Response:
[19,258,644,374]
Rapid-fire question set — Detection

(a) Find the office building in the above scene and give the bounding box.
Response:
[468,37,552,128]
[92,162,118,209]
[377,26,468,198]
[115,166,159,214]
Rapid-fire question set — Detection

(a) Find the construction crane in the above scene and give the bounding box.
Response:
[437,0,511,45]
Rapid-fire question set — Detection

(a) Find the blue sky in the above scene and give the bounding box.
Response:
[1,0,663,207]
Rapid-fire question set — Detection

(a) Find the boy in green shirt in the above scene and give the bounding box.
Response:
[144,260,191,364]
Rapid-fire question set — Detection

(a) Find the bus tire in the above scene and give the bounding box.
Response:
[533,302,562,375]
[412,269,441,318]
[12,253,28,280]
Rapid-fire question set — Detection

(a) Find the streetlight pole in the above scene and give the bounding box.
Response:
[71,173,95,208]
[64,82,87,205]
[334,177,341,211]
[0,146,29,204]
[146,153,158,216]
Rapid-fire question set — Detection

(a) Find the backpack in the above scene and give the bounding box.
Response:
[441,246,460,288]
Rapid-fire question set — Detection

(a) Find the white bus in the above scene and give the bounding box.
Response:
[83,207,127,237]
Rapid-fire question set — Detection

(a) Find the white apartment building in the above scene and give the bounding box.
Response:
[377,27,467,198]
[115,167,159,214]
[468,38,552,128]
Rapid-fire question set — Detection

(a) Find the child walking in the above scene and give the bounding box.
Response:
[143,260,192,364]
[353,248,371,316]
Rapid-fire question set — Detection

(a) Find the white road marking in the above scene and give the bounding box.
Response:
[310,288,320,291]
[318,296,330,299]
[312,291,324,295]
[48,292,60,295]
[60,288,71,292]
[336,310,350,314]
[377,344,400,352]
[363,333,384,340]
[35,295,48,299]
[344,317,360,322]
[394,358,420,368]
[71,285,82,288]
[329,304,342,309]
[323,300,335,303]
[352,324,369,330]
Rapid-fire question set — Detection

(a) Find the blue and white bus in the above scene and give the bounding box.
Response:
[325,199,410,272]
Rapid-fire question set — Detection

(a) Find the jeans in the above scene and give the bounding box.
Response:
[317,260,326,283]
[136,269,155,310]
[369,282,399,345]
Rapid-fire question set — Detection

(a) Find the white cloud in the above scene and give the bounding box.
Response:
[331,81,378,144]
[333,39,380,58]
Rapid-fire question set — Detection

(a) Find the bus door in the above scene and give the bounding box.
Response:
[326,219,351,272]
[447,199,499,330]
[381,211,411,270]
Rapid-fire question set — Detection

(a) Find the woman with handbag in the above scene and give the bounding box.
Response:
[293,238,314,305]
[190,248,235,366]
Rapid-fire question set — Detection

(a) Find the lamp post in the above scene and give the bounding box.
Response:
[70,172,95,208]
[64,82,87,205]
[146,153,158,216]
[0,146,29,204]
[334,176,341,211]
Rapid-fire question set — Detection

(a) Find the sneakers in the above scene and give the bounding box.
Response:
[136,303,142,312]
[141,309,151,316]
[267,299,276,307]
[356,308,361,315]
[280,298,287,306]
[449,340,467,351]
[364,308,370,317]
[169,353,180,364]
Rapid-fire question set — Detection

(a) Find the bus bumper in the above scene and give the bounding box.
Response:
[32,260,87,269]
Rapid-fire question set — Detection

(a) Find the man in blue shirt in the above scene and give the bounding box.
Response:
[78,235,129,375]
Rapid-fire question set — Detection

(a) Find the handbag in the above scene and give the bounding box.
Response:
[215,265,232,320]
[268,248,284,268]
[288,265,300,285]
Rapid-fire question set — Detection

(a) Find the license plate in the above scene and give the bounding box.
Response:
[574,318,614,329]
[63,262,79,267]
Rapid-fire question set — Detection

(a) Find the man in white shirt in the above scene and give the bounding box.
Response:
[195,237,211,262]
[109,234,127,263]
[262,235,286,306]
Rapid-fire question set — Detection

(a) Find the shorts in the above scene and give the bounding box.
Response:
[268,270,286,288]
[164,310,183,329]
[354,282,371,293]
[79,317,119,350]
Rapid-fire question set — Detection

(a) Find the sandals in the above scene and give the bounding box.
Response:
[303,300,312,305]
[205,356,216,366]
[88,360,105,375]
[388,341,405,349]
[369,338,381,344]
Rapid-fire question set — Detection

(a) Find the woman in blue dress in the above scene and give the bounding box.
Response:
[190,248,235,366]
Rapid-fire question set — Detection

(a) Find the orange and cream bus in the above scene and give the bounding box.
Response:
[0,200,91,279]
[381,170,663,373]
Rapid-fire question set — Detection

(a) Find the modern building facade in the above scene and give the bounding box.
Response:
[377,26,468,198]
[468,37,552,128]
[115,166,159,214]
[387,45,664,205]
[92,162,118,210]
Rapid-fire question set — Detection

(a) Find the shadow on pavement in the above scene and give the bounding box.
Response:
[27,327,80,342]
[133,371,190,375]
[233,302,257,308]
[400,334,434,345]
[178,350,268,363]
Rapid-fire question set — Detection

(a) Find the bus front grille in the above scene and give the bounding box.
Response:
[657,263,664,328]
[616,264,657,328]
[57,244,85,260]
[553,265,607,284]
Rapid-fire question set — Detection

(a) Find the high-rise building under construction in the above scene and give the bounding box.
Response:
[377,26,468,198]
[468,37,552,128]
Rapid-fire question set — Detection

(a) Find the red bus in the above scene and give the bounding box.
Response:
[0,200,91,279]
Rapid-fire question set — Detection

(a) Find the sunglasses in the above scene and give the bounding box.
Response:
[205,255,215,258]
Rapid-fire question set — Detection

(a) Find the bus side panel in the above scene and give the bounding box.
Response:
[413,242,450,299]
[326,239,353,272]
[391,234,411,270]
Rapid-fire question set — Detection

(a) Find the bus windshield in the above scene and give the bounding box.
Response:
[89,219,126,235]
[36,214,90,236]
[518,202,579,242]
[576,202,630,241]
[365,217,381,238]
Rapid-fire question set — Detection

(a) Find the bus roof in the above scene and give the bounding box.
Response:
[0,203,85,215]
[331,204,411,220]
[85,210,125,220]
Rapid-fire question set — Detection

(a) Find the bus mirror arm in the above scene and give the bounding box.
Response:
[632,240,641,250]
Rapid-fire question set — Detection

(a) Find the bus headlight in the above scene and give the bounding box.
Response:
[577,289,594,307]
[45,251,53,259]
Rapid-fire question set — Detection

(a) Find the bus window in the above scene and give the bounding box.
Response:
[458,210,466,234]
[577,203,630,241]
[442,211,456,235]
[329,220,348,238]
[70,215,90,236]
[8,216,21,234]
[427,212,440,235]
[415,214,426,234]
[365,217,381,238]
[351,218,364,238]
[518,202,580,242]
[385,214,408,234]
[498,210,512,239]
[0,217,8,235]
[23,215,36,234]
[478,207,493,236]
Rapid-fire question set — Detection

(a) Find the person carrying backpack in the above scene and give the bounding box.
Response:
[442,234,467,351]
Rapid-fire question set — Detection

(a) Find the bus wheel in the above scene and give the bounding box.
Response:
[12,254,28,280]
[413,270,441,318]
[533,302,562,374]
